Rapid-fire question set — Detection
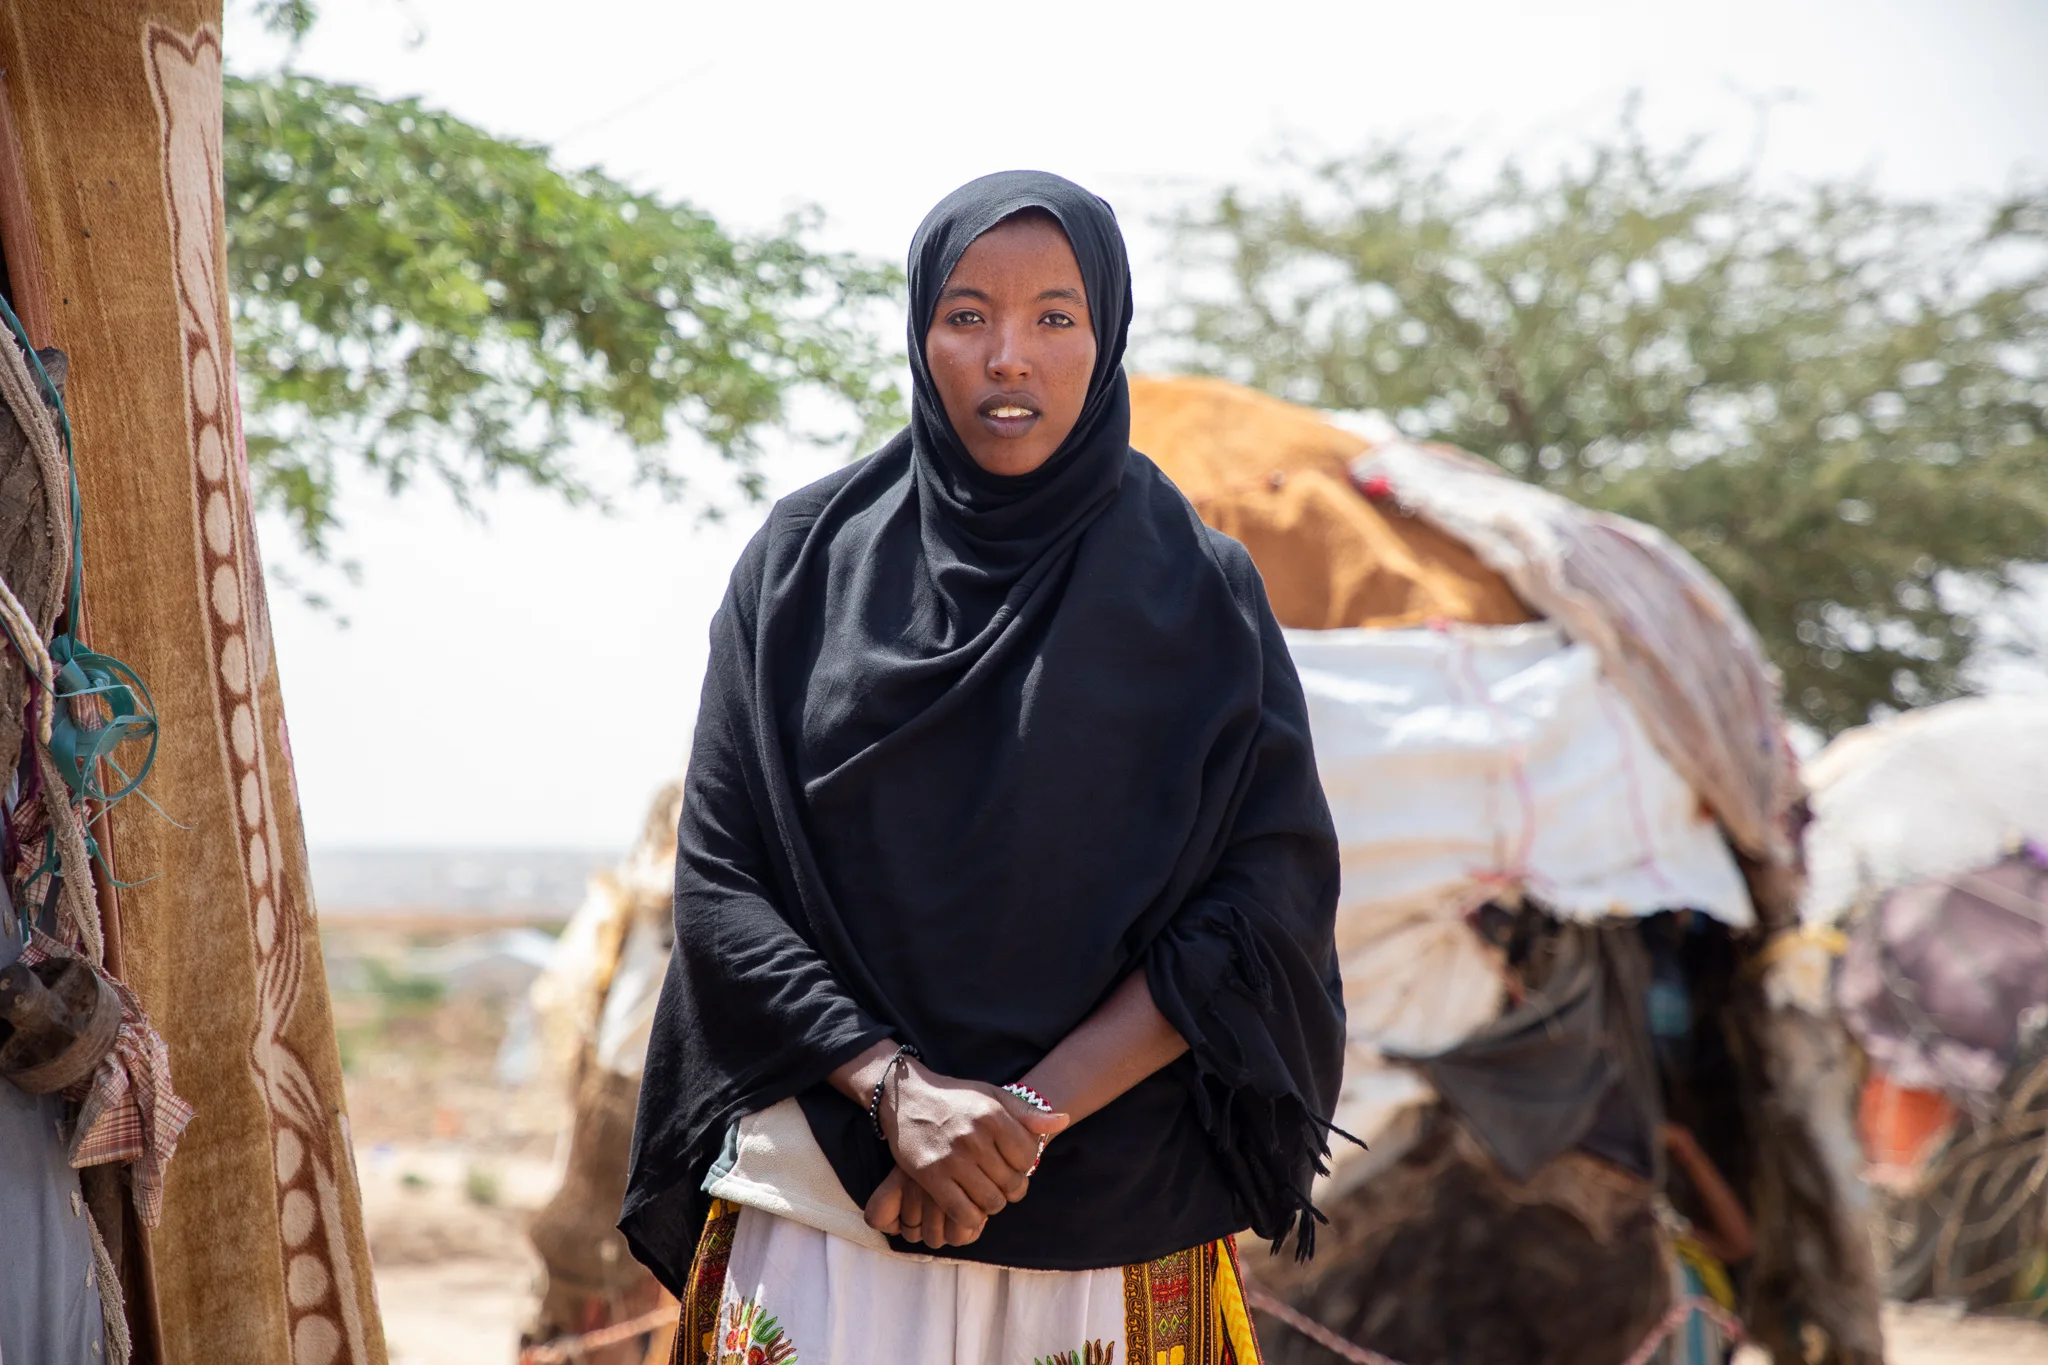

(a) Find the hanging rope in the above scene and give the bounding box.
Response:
[1243,1283,1746,1365]
[0,294,160,805]
[0,293,163,960]
[518,1304,676,1364]
[507,1260,1748,1364]
[1244,1286,1409,1365]
[1616,1295,1747,1365]
[0,567,55,740]
[0,287,72,645]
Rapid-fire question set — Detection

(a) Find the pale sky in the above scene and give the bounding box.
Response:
[225,0,2048,851]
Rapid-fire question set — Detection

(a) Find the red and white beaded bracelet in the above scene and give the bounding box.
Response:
[1002,1082,1053,1174]
[1001,1081,1052,1113]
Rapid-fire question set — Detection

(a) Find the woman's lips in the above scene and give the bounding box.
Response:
[977,397,1040,439]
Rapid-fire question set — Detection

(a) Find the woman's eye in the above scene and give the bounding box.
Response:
[946,309,983,326]
[1042,311,1076,328]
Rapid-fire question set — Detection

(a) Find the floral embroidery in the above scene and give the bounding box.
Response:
[717,1296,798,1365]
[1035,1344,1117,1365]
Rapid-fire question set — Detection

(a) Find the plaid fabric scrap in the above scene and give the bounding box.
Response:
[23,929,194,1226]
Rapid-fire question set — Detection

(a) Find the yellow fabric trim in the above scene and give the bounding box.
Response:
[678,1199,742,1365]
[1672,1232,1737,1311]
[1212,1242,1262,1364]
[1748,924,1848,975]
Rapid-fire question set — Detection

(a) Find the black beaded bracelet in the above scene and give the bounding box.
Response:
[867,1043,920,1141]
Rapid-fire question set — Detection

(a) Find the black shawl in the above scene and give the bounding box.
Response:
[621,171,1345,1290]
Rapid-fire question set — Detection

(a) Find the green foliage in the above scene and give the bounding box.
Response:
[1166,119,2048,734]
[462,1163,501,1207]
[251,0,317,42]
[224,73,903,555]
[360,956,444,1012]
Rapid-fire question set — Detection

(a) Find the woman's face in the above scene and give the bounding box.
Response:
[925,213,1097,477]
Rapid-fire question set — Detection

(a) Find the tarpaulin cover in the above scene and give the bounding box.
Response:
[1358,439,1800,867]
[1292,621,1753,935]
[1836,853,2048,1101]
[1857,1073,1956,1181]
[1802,694,2048,926]
[1129,373,1369,505]
[1406,924,1661,1185]
[1291,621,1751,1175]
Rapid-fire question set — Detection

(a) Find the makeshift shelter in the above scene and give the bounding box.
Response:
[0,6,382,1363]
[1800,696,2048,1312]
[522,782,685,1364]
[532,375,1880,1365]
[1133,377,1871,1365]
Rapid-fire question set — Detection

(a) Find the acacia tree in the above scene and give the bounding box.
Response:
[1163,124,2048,734]
[224,66,901,563]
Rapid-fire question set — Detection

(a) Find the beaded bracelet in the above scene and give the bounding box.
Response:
[867,1043,920,1141]
[1002,1081,1052,1113]
[1002,1082,1053,1174]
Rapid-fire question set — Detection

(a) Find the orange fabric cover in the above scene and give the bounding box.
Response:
[1858,1072,1955,1179]
[1128,374,1367,503]
[1128,375,1533,630]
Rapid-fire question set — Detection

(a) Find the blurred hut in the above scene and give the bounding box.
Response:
[1801,696,2048,1314]
[521,781,684,1365]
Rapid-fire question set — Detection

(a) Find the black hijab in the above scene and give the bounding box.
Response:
[621,171,1346,1288]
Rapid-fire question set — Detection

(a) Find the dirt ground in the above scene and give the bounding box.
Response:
[326,926,569,1365]
[329,926,2048,1365]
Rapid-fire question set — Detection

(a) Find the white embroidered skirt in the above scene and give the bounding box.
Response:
[673,1200,1262,1365]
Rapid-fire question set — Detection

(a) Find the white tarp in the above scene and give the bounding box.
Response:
[1355,440,1800,867]
[1291,620,1753,939]
[1801,694,2048,927]
[1290,621,1753,1168]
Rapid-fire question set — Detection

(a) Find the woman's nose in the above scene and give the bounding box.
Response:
[986,325,1033,383]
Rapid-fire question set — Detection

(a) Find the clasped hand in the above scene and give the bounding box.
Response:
[862,1062,1068,1249]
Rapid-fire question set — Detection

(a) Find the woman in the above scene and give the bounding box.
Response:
[622,171,1346,1364]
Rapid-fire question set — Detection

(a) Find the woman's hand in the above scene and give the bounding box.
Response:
[828,1042,1071,1246]
[863,1167,987,1248]
[877,1064,1067,1243]
[864,1086,1062,1248]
